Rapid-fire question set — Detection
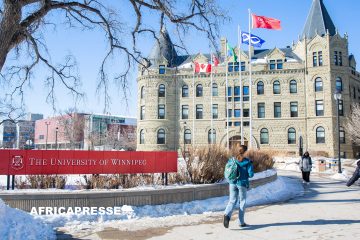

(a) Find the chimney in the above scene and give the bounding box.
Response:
[220,37,227,59]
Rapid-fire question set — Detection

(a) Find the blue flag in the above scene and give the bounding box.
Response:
[241,32,265,48]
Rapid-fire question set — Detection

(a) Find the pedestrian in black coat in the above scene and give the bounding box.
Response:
[346,160,360,187]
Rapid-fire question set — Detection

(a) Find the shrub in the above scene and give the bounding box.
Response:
[15,175,67,189]
[244,150,275,172]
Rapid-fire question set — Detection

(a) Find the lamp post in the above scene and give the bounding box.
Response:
[45,121,50,150]
[55,127,59,150]
[334,92,342,173]
[183,121,187,159]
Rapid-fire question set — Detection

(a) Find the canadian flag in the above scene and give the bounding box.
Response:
[194,62,211,73]
[212,54,219,66]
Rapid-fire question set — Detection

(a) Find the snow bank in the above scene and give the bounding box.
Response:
[39,176,303,234]
[0,199,55,240]
[330,170,351,181]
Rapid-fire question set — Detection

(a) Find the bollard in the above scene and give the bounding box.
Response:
[6,175,10,190]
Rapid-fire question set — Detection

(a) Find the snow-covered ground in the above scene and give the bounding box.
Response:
[36,176,303,236]
[0,199,55,240]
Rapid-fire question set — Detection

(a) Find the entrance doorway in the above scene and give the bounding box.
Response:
[229,136,248,149]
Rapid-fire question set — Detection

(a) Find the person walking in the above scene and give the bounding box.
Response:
[346,160,360,187]
[299,151,312,184]
[223,145,254,229]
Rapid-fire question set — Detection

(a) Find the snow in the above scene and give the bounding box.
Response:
[38,176,303,236]
[330,170,351,181]
[0,199,55,240]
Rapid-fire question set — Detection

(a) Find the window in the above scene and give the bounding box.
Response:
[212,104,218,119]
[182,105,189,119]
[182,85,189,97]
[354,87,356,99]
[290,102,298,117]
[315,78,323,92]
[260,128,269,144]
[208,129,216,144]
[335,77,343,92]
[157,129,165,144]
[340,127,345,144]
[158,84,165,97]
[339,100,344,116]
[227,109,232,118]
[241,61,246,71]
[226,122,233,127]
[270,60,276,70]
[288,128,296,144]
[228,62,239,72]
[316,100,324,116]
[339,52,343,66]
[234,109,241,118]
[316,127,325,143]
[334,51,338,65]
[212,83,218,96]
[140,130,145,144]
[196,104,203,119]
[257,81,264,95]
[243,86,249,101]
[196,84,203,97]
[290,80,297,93]
[234,122,241,126]
[258,103,265,118]
[243,121,250,126]
[140,106,145,120]
[159,65,166,74]
[234,97,240,102]
[234,86,240,96]
[277,59,283,69]
[227,86,232,96]
[318,51,323,66]
[274,102,281,118]
[273,81,281,94]
[313,52,317,67]
[141,86,145,99]
[158,105,165,119]
[243,109,249,117]
[39,135,44,140]
[184,129,191,144]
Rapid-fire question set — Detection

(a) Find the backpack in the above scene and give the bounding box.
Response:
[224,157,240,182]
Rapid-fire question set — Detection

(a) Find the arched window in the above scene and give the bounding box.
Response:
[257,81,264,95]
[315,78,323,92]
[290,80,297,93]
[184,129,191,144]
[288,128,296,144]
[273,80,281,94]
[196,84,203,97]
[158,84,165,97]
[212,83,218,96]
[182,85,189,97]
[316,127,325,143]
[260,128,269,144]
[336,77,343,92]
[340,127,345,143]
[208,129,216,144]
[140,130,145,144]
[157,129,165,144]
[141,86,145,99]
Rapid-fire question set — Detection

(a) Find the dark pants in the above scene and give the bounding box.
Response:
[302,171,310,182]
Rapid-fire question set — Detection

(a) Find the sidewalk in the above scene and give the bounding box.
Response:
[147,171,360,240]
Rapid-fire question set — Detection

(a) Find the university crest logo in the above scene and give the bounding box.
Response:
[11,155,24,170]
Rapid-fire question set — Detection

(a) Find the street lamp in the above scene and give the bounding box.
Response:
[183,121,187,158]
[55,127,59,150]
[334,92,342,173]
[45,121,50,150]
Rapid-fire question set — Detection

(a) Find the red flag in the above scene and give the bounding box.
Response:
[212,55,219,66]
[252,14,281,30]
[194,62,211,73]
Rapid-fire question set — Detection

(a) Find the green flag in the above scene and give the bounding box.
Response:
[227,43,238,62]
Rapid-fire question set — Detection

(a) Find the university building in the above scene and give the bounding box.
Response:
[136,0,360,158]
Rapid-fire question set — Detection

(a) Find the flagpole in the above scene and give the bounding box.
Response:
[238,25,244,145]
[248,8,253,149]
[210,51,214,144]
[225,42,229,150]
[192,67,195,147]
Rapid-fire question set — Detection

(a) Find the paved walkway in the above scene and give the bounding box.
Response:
[148,171,360,240]
[63,171,360,240]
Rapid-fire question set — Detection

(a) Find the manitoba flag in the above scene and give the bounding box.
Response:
[252,14,281,30]
[194,62,211,73]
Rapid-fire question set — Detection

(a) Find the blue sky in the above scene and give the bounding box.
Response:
[18,0,360,118]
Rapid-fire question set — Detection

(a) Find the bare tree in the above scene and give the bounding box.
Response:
[346,103,360,145]
[57,110,85,149]
[0,0,225,119]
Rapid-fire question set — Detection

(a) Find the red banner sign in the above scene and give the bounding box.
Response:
[0,150,178,175]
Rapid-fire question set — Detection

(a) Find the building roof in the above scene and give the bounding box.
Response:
[148,26,178,67]
[302,0,336,39]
